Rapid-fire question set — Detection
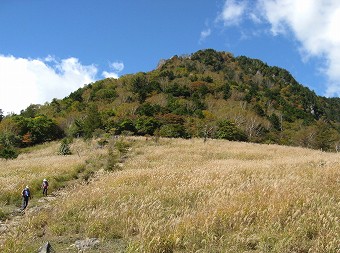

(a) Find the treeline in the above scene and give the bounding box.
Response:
[2,49,340,159]
[0,113,63,159]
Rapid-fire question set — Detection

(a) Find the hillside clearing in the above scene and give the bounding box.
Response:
[0,137,339,252]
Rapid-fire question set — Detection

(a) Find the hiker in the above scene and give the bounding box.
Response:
[21,185,31,211]
[41,178,49,196]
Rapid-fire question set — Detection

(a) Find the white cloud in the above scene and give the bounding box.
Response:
[102,61,124,79]
[199,28,211,43]
[102,71,119,79]
[0,55,97,114]
[217,0,340,96]
[110,62,124,73]
[257,0,340,96]
[249,13,262,24]
[217,0,247,26]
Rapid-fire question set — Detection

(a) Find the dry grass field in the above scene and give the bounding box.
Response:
[0,140,106,207]
[0,137,339,252]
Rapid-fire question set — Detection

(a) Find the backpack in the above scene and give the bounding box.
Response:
[24,189,30,197]
[43,181,48,188]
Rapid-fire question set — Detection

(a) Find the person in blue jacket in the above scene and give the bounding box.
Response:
[21,185,31,211]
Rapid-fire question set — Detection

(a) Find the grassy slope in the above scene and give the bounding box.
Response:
[0,140,106,207]
[0,138,339,252]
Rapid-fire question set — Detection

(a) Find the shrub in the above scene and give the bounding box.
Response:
[58,138,72,155]
[114,138,130,155]
[0,146,18,160]
[105,148,120,171]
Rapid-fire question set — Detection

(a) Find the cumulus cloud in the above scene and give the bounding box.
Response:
[257,0,340,96]
[102,61,124,79]
[0,55,97,114]
[217,0,340,96]
[217,0,247,26]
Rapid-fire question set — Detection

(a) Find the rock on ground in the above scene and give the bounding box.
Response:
[38,241,55,253]
[73,238,100,251]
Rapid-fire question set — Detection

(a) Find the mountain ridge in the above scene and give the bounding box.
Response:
[1,49,340,153]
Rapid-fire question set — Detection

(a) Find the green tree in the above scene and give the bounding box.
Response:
[94,88,117,101]
[215,120,247,141]
[28,115,63,144]
[12,115,62,145]
[159,70,175,80]
[135,103,161,116]
[222,82,231,99]
[135,116,160,135]
[159,124,187,138]
[68,88,84,102]
[165,83,190,97]
[131,73,150,102]
[20,104,40,118]
[191,49,224,71]
[0,131,20,148]
[268,114,281,131]
[0,130,19,160]
[116,119,136,135]
[313,120,338,151]
[83,105,102,139]
[68,118,85,138]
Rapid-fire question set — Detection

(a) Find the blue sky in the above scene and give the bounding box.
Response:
[1,0,340,114]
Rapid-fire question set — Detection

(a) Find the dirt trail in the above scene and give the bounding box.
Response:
[0,187,69,247]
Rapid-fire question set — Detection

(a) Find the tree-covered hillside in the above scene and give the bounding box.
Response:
[2,49,340,155]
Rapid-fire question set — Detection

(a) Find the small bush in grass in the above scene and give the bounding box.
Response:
[105,148,121,171]
[103,137,131,172]
[58,138,72,155]
[0,146,18,160]
[114,138,130,156]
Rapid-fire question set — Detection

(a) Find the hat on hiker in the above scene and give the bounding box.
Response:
[26,185,29,189]
[43,179,47,181]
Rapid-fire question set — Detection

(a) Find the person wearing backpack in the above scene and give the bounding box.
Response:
[21,185,31,211]
[41,179,49,196]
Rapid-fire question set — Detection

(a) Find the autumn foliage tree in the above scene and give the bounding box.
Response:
[9,115,63,146]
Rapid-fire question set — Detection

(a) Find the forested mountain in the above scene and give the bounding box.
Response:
[2,49,340,157]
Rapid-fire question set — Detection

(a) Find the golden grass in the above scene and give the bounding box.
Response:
[0,139,106,205]
[1,138,339,252]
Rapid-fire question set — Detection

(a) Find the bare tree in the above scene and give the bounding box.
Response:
[245,116,262,139]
